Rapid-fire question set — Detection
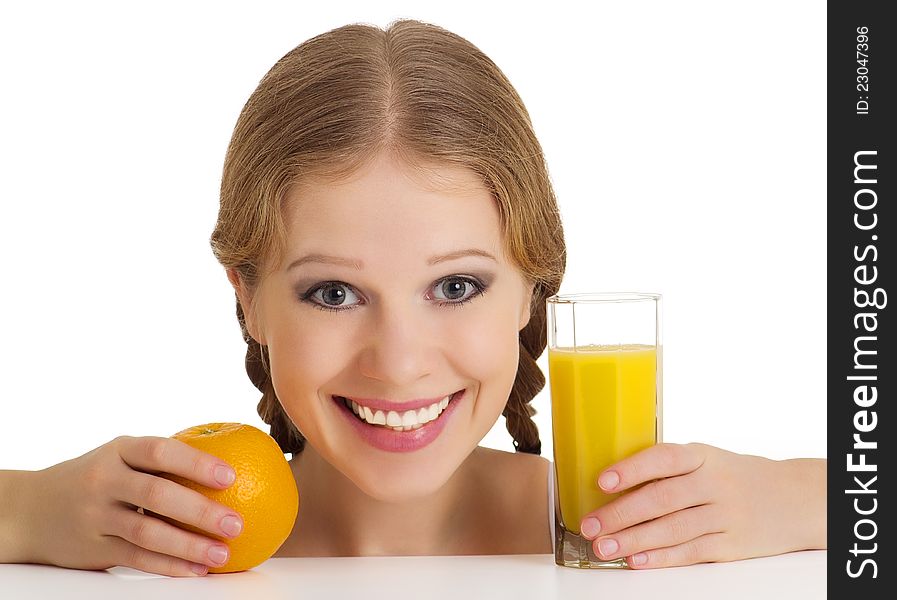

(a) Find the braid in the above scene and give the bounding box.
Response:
[236,295,306,455]
[502,288,549,455]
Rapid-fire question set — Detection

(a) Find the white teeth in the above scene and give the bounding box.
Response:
[345,394,453,431]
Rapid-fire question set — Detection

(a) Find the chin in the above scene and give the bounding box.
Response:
[348,459,455,503]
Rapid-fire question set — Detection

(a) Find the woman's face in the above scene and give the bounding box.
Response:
[233,151,533,501]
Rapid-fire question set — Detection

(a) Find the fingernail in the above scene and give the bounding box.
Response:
[190,563,208,576]
[581,517,601,538]
[208,545,229,565]
[631,552,648,566]
[599,470,620,491]
[215,465,236,486]
[220,514,243,537]
[598,538,619,557]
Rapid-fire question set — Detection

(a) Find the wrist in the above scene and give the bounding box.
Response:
[0,469,42,564]
[781,458,827,551]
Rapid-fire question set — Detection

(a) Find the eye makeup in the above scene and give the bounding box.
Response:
[295,273,494,313]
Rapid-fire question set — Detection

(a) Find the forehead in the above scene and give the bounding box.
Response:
[280,154,509,266]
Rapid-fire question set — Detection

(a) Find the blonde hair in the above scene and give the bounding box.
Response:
[209,19,566,456]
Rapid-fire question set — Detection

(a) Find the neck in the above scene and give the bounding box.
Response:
[287,443,483,557]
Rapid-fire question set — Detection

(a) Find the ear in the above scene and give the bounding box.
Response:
[518,280,535,331]
[226,268,267,345]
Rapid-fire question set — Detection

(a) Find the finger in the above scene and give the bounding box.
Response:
[117,470,243,542]
[102,526,216,577]
[109,506,232,571]
[582,470,706,537]
[116,436,236,490]
[598,442,705,493]
[591,504,720,562]
[624,532,728,569]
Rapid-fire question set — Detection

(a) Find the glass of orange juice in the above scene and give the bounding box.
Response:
[547,292,662,569]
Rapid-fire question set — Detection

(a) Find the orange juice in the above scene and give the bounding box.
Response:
[549,344,658,534]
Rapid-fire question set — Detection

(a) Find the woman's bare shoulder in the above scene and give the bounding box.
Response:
[475,445,550,476]
[467,447,551,554]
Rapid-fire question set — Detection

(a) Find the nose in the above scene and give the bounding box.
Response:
[356,299,433,387]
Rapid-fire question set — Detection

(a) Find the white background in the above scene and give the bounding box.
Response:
[0,1,826,471]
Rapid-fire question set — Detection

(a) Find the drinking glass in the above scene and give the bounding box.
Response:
[547,292,662,568]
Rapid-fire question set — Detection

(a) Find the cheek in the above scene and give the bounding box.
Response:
[452,308,521,403]
[264,314,337,419]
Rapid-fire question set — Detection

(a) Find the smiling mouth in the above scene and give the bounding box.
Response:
[334,391,462,432]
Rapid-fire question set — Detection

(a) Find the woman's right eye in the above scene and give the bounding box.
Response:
[302,282,361,312]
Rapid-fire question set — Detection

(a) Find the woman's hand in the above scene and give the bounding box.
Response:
[22,435,244,577]
[578,443,826,569]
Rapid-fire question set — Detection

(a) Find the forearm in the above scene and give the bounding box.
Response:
[781,458,827,551]
[0,469,39,563]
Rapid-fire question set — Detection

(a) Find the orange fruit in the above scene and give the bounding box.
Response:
[156,422,299,573]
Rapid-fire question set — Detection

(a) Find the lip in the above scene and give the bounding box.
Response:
[333,389,465,453]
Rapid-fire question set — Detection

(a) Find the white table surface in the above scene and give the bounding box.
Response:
[1,550,826,599]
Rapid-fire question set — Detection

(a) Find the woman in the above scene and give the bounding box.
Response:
[0,19,825,577]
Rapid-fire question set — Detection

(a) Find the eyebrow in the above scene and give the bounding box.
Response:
[286,248,497,271]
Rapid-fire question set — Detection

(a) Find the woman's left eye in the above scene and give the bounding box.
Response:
[300,276,487,313]
[429,277,486,306]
